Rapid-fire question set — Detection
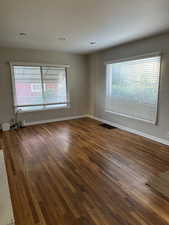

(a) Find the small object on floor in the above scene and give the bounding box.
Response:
[1,123,10,131]
[99,123,117,129]
[10,120,25,130]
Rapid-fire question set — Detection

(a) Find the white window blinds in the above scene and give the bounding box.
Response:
[12,65,69,112]
[105,55,161,124]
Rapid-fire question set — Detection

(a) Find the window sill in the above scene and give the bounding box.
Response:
[16,105,70,114]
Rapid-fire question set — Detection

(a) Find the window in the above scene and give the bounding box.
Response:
[11,64,69,112]
[105,55,161,124]
[31,83,45,93]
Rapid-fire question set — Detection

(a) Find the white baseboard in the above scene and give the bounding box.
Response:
[87,115,169,146]
[25,115,88,126]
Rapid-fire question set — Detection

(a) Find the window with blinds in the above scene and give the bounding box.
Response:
[11,64,69,112]
[105,55,161,124]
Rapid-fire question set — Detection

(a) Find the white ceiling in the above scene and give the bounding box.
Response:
[0,0,169,54]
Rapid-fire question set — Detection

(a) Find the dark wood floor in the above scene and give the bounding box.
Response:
[2,118,169,225]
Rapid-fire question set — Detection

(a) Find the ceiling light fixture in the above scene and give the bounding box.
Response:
[90,41,96,45]
[19,32,27,36]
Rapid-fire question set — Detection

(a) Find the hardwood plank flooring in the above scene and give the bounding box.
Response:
[2,118,169,225]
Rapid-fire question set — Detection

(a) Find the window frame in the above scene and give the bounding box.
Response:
[10,62,70,113]
[104,52,162,125]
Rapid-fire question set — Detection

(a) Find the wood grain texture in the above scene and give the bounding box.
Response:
[2,117,169,225]
[148,170,169,199]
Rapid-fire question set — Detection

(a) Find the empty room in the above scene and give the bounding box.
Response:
[1,0,169,225]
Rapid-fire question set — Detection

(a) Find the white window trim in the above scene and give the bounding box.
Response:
[10,62,70,113]
[104,52,162,125]
[104,52,161,65]
[17,104,71,114]
[10,61,70,68]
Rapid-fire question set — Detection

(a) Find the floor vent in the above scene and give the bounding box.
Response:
[99,123,117,129]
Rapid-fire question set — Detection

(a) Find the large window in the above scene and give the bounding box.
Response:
[105,55,161,124]
[11,63,69,112]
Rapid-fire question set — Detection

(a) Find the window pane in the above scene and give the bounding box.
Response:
[12,65,69,112]
[13,66,43,106]
[42,67,67,104]
[106,56,161,123]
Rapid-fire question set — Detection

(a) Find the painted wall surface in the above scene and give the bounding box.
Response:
[88,33,169,141]
[1,33,169,142]
[0,47,88,123]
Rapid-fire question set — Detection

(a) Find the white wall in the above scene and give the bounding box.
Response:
[88,33,169,141]
[1,33,169,143]
[0,47,88,124]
